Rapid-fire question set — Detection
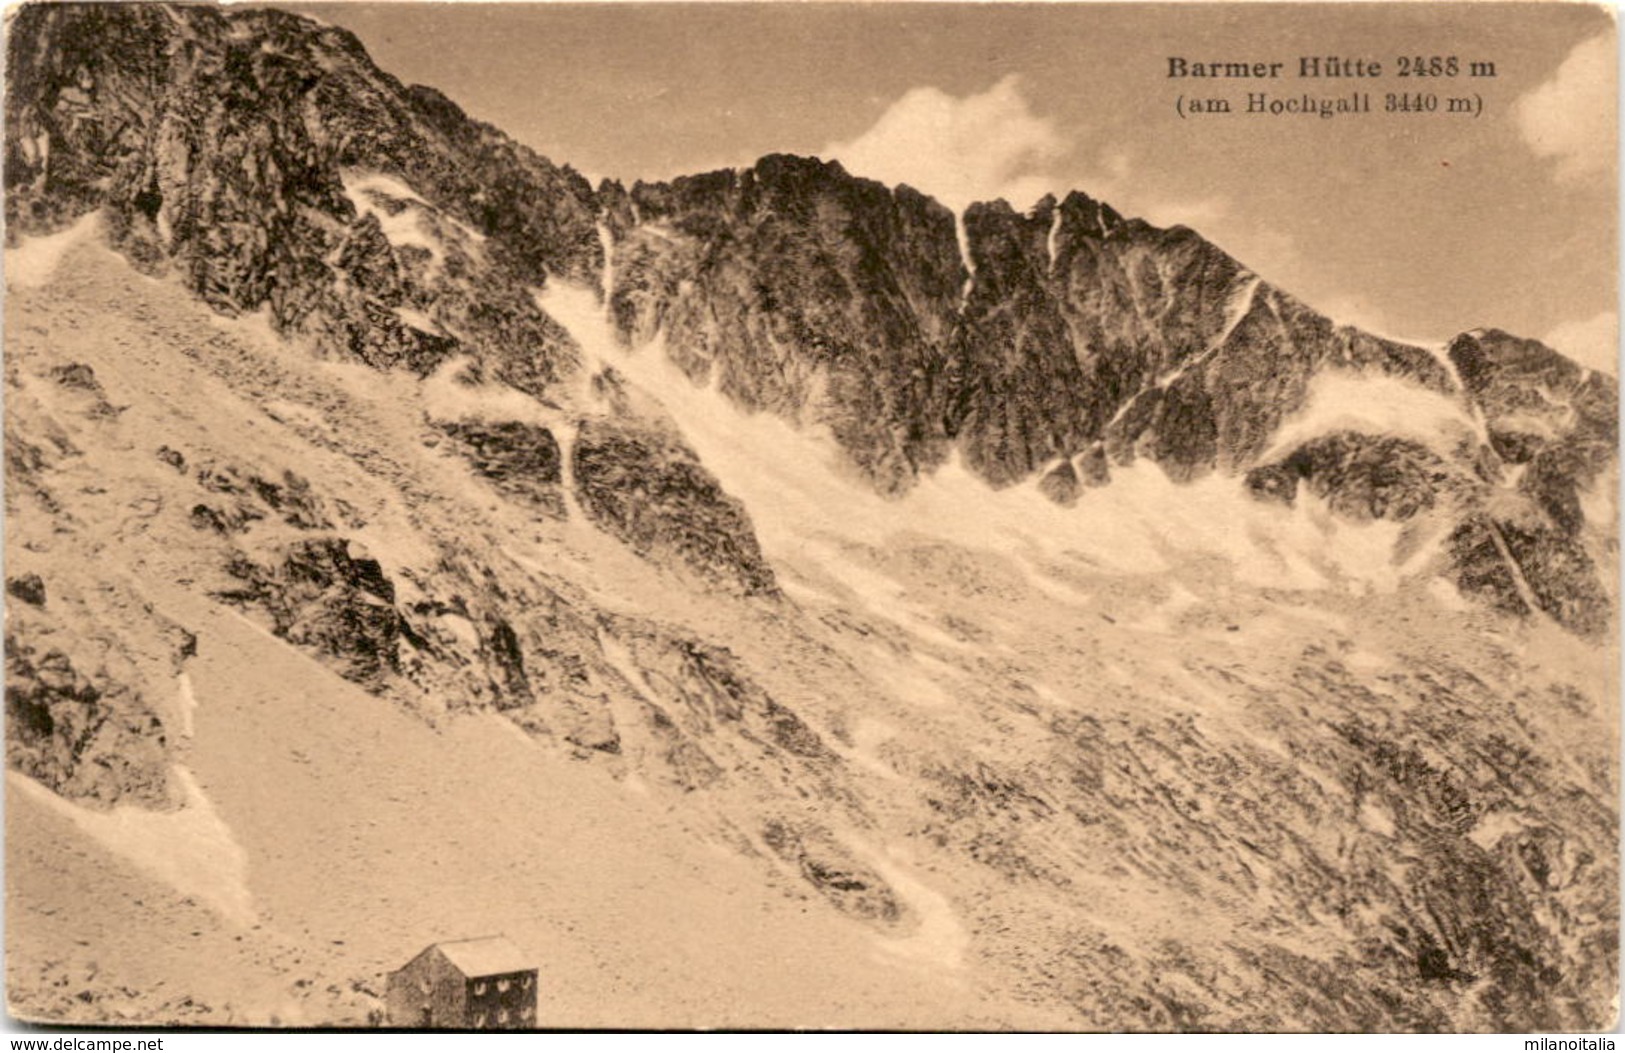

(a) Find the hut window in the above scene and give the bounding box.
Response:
[522,1007,535,1022]
[474,981,487,996]
[419,977,431,995]
[521,976,532,990]
[498,1009,509,1025]
[497,979,511,994]
[473,1013,486,1028]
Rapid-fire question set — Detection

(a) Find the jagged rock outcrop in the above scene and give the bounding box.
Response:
[1076,443,1111,487]
[1450,329,1618,533]
[7,3,1613,635]
[5,2,595,393]
[436,420,565,518]
[191,461,335,531]
[1244,432,1470,521]
[216,538,403,688]
[917,760,1062,883]
[1038,460,1082,507]
[4,635,172,807]
[1496,520,1611,638]
[1448,516,1534,618]
[761,819,902,922]
[631,631,831,762]
[573,417,777,596]
[7,572,47,607]
[1444,330,1619,636]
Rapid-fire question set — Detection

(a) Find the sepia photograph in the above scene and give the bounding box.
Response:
[2,0,1618,1034]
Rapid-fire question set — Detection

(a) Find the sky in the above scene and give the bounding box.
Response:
[286,2,1619,372]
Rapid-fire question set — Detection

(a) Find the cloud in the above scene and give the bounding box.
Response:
[1544,311,1619,374]
[1077,149,1228,230]
[1514,33,1616,184]
[827,82,1234,235]
[823,75,1064,212]
[1313,292,1397,336]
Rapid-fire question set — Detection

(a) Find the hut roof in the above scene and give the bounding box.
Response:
[435,936,532,978]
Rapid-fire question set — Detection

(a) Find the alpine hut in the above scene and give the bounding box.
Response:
[385,935,537,1029]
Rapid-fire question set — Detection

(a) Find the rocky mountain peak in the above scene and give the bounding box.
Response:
[7,0,599,393]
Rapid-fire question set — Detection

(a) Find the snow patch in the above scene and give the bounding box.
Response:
[343,183,444,267]
[176,673,199,739]
[954,210,975,306]
[340,170,484,277]
[856,842,968,971]
[440,611,482,652]
[1260,369,1481,463]
[5,211,104,290]
[393,305,441,334]
[419,357,553,426]
[1494,411,1562,441]
[534,285,615,409]
[9,767,256,928]
[596,222,616,317]
[1579,472,1618,536]
[1357,797,1397,838]
[1468,810,1527,851]
[342,170,428,208]
[1317,320,1485,435]
[1427,577,1472,612]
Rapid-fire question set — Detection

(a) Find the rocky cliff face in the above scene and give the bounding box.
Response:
[573,417,779,597]
[1245,432,1471,521]
[6,2,596,393]
[607,157,1615,639]
[607,162,1460,490]
[604,159,967,493]
[1444,330,1618,637]
[4,1,1617,1033]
